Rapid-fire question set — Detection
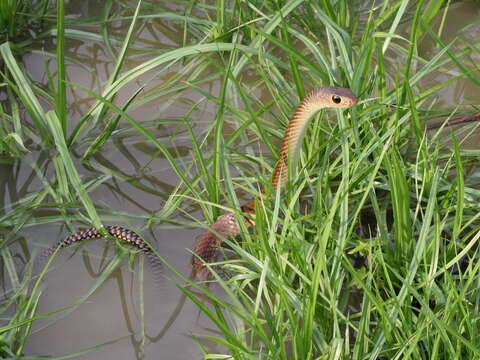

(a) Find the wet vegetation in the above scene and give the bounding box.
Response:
[0,0,53,45]
[1,0,480,359]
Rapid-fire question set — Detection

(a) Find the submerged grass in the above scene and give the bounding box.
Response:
[1,0,480,359]
[0,0,53,44]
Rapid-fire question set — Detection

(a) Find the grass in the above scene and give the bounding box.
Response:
[1,0,480,359]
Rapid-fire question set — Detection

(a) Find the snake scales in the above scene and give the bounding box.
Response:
[44,87,479,280]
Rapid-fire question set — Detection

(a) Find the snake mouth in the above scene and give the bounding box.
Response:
[341,96,358,108]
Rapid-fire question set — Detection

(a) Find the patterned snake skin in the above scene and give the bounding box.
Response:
[40,226,162,282]
[42,93,480,282]
[41,225,148,257]
[63,225,148,249]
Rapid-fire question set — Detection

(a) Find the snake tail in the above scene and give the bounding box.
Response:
[60,225,149,250]
[39,225,148,261]
[37,225,164,286]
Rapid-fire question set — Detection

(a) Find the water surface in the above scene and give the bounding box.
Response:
[2,1,479,359]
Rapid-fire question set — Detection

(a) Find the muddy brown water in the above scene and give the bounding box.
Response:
[1,1,480,359]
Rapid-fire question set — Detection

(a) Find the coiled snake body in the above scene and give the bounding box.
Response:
[45,87,358,279]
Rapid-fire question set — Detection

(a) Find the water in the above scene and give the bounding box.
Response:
[6,1,223,358]
[2,1,480,359]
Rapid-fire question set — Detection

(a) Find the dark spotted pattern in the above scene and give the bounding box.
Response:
[39,225,163,284]
[61,225,148,250]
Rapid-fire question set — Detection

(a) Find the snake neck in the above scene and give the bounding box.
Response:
[271,91,328,189]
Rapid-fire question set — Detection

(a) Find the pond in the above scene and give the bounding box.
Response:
[1,1,480,359]
[6,1,227,358]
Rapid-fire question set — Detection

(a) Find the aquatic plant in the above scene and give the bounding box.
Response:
[0,0,479,359]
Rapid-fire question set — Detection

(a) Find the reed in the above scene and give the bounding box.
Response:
[1,0,480,358]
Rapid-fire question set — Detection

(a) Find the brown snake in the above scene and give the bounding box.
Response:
[42,87,356,279]
[45,88,479,280]
[192,87,358,280]
[192,100,480,279]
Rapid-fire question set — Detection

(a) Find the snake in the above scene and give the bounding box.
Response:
[192,86,358,280]
[41,87,356,279]
[44,87,479,280]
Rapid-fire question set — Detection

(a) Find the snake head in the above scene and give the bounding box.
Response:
[312,86,358,108]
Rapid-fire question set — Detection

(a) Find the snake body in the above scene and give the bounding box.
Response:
[192,87,358,280]
[61,225,148,250]
[41,225,163,282]
[48,225,148,250]
[44,88,480,281]
[41,225,149,259]
[45,87,356,280]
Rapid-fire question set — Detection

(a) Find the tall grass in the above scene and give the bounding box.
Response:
[0,0,480,358]
[175,1,480,359]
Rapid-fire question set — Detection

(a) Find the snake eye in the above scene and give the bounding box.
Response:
[332,95,342,104]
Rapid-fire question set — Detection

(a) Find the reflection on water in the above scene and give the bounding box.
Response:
[1,0,479,359]
[4,1,222,359]
[422,1,480,184]
[421,1,480,149]
[26,241,220,359]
